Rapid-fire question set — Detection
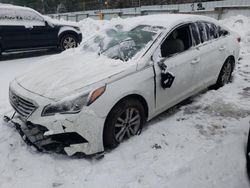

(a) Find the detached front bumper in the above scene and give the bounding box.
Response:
[4,114,88,154]
[4,110,105,156]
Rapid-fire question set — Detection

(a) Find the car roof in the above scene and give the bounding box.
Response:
[118,14,219,31]
[0,3,33,11]
[0,3,43,16]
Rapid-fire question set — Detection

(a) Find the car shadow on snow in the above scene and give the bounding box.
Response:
[0,49,59,61]
[145,94,200,129]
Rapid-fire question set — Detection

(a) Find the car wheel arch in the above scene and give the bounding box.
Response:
[224,55,235,70]
[104,94,149,125]
[102,94,149,148]
[213,55,235,89]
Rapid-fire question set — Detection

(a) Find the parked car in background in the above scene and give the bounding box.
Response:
[0,4,82,56]
[5,14,240,156]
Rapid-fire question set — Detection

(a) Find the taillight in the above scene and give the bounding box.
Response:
[237,37,241,43]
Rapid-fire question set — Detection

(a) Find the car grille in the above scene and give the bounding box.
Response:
[9,90,37,118]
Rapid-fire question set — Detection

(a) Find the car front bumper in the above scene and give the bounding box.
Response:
[8,80,106,156]
[4,111,105,156]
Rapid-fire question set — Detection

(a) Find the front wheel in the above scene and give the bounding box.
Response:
[103,99,146,149]
[215,59,233,88]
[60,34,78,51]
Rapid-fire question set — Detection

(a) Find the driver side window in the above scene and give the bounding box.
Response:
[160,24,192,58]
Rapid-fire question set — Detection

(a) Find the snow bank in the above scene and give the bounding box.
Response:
[220,15,250,55]
[78,18,111,39]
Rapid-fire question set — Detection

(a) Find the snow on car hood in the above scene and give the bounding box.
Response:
[15,51,134,100]
[43,15,80,28]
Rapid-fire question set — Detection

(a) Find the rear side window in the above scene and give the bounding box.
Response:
[190,23,200,46]
[207,23,219,40]
[0,8,44,26]
[15,10,45,26]
[197,22,208,43]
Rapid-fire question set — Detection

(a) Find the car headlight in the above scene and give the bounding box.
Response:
[41,86,106,116]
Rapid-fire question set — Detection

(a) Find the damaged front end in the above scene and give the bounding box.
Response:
[7,80,106,157]
[3,113,88,154]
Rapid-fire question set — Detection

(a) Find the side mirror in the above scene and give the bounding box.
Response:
[151,47,165,64]
[151,54,165,65]
[45,20,54,27]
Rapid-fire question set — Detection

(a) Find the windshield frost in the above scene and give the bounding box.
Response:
[82,25,164,61]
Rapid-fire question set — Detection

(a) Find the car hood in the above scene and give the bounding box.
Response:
[16,51,135,100]
[43,16,80,29]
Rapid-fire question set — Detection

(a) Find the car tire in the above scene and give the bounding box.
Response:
[60,34,78,51]
[215,58,233,88]
[103,98,146,149]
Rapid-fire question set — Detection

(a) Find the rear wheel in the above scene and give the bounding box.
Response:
[103,99,146,149]
[60,34,78,51]
[215,58,233,88]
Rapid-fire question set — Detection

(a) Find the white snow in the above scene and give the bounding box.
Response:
[0,15,250,188]
[15,52,132,99]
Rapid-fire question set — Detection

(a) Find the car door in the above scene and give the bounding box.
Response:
[16,9,58,48]
[153,23,201,113]
[29,22,59,47]
[0,8,30,50]
[195,22,224,87]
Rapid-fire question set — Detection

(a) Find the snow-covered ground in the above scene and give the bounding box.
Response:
[0,16,250,188]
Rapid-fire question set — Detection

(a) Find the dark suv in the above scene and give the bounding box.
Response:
[0,4,82,56]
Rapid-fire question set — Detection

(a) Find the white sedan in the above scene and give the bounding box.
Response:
[6,14,240,156]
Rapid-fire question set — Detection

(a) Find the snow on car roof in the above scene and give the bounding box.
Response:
[0,3,33,11]
[0,3,42,16]
[119,14,218,30]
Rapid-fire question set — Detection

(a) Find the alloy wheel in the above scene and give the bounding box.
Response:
[63,36,77,49]
[114,107,141,143]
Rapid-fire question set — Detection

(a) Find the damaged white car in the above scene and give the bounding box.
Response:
[5,14,240,156]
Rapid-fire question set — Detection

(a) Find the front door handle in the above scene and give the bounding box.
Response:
[191,58,200,64]
[219,46,226,51]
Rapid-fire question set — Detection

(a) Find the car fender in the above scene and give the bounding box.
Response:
[58,26,81,37]
[89,66,155,120]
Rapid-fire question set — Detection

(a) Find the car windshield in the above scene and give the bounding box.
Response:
[82,25,164,61]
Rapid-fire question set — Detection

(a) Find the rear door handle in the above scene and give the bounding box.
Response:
[191,58,200,64]
[219,46,226,51]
